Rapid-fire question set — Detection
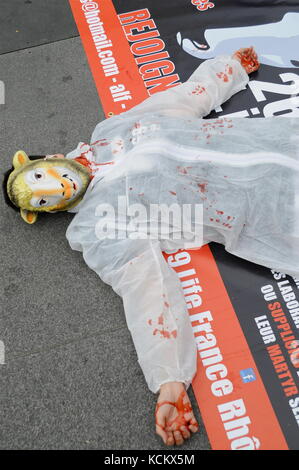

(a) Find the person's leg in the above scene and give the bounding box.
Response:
[194,115,299,159]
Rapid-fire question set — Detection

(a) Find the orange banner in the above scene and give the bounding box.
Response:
[69,0,149,116]
[163,245,288,450]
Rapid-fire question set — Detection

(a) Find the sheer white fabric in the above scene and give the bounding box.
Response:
[66,55,299,392]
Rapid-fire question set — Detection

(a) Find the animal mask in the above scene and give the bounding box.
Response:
[6,151,91,224]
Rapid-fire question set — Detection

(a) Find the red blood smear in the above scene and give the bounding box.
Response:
[241,54,258,69]
[177,166,188,174]
[154,329,170,339]
[216,72,229,82]
[91,139,109,146]
[74,156,93,178]
[155,391,196,432]
[198,183,207,193]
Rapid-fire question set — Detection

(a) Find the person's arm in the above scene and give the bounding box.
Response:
[66,216,197,394]
[128,54,249,119]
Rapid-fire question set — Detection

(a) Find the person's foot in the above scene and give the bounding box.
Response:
[232,46,260,74]
[155,382,199,446]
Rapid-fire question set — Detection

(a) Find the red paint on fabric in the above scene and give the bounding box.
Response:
[91,139,110,147]
[152,325,178,340]
[74,156,93,177]
[177,166,188,174]
[191,85,206,95]
[227,65,233,75]
[198,183,207,193]
[74,155,115,179]
[216,72,229,83]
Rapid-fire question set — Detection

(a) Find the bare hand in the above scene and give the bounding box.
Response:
[232,46,260,74]
[155,382,199,446]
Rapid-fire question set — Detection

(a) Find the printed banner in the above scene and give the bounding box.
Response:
[69,0,299,449]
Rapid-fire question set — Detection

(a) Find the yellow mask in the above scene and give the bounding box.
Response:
[6,151,91,224]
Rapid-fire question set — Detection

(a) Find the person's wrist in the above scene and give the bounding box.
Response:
[159,381,186,392]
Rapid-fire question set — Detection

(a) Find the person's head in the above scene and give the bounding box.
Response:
[3,150,91,224]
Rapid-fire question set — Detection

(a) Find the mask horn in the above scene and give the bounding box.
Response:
[12,150,30,170]
[20,209,38,224]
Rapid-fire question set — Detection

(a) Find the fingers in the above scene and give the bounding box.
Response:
[166,431,175,446]
[156,424,170,446]
[184,411,199,434]
[156,426,185,446]
[189,423,199,433]
[163,419,198,444]
[173,430,184,445]
[180,425,191,440]
[236,46,259,74]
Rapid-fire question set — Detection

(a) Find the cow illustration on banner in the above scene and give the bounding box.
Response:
[177,12,299,68]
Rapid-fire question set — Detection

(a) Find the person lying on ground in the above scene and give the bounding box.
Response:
[4,46,298,446]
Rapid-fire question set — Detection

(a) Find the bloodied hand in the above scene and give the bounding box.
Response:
[232,46,260,74]
[155,382,199,446]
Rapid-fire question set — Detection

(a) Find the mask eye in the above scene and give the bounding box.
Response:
[39,198,47,206]
[34,170,44,180]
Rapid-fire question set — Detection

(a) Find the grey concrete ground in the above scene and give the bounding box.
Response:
[0,3,210,450]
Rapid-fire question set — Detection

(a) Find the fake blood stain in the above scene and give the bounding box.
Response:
[148,300,177,340]
[155,391,198,432]
[91,138,109,147]
[75,155,115,179]
[216,64,233,83]
[74,155,93,176]
[198,183,207,193]
[191,85,206,95]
